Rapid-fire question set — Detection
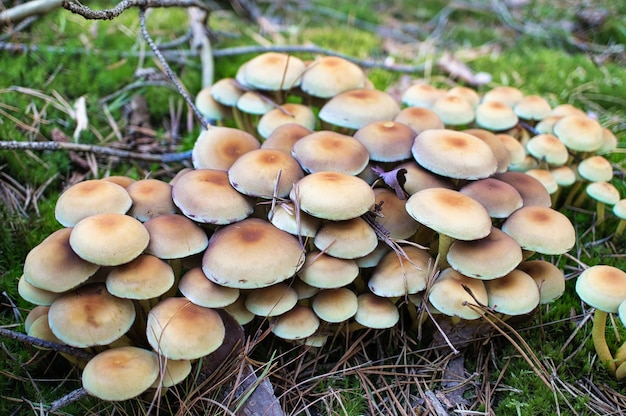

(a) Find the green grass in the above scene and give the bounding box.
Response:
[1,1,626,415]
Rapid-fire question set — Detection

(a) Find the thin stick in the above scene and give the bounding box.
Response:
[0,327,94,360]
[0,140,191,162]
[138,7,209,130]
[61,0,213,20]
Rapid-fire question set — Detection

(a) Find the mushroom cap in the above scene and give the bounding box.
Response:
[228,148,304,198]
[105,254,175,300]
[524,169,558,194]
[290,171,375,221]
[395,161,454,195]
[82,347,159,401]
[525,134,569,166]
[312,288,358,323]
[497,133,526,165]
[48,283,136,348]
[575,265,626,313]
[586,181,620,205]
[459,178,523,218]
[354,293,399,329]
[405,188,492,241]
[447,227,523,280]
[550,166,577,187]
[126,179,176,222]
[462,128,511,173]
[368,245,433,297]
[151,357,193,388]
[146,297,225,360]
[23,227,99,293]
[475,100,519,131]
[485,269,540,315]
[393,107,444,134]
[297,251,359,288]
[101,175,136,188]
[55,179,132,227]
[553,115,604,152]
[401,83,444,108]
[202,218,305,289]
[192,126,260,170]
[18,275,60,306]
[236,91,273,115]
[172,168,254,225]
[447,86,481,107]
[195,86,228,121]
[373,188,419,239]
[493,171,552,207]
[513,95,552,121]
[239,52,306,90]
[178,267,239,308]
[578,155,613,182]
[223,296,255,326]
[431,95,475,126]
[319,89,400,130]
[482,86,524,107]
[313,217,378,259]
[292,130,369,175]
[144,214,208,259]
[598,127,618,155]
[411,129,498,180]
[300,56,367,98]
[261,122,312,153]
[353,120,417,162]
[501,206,575,255]
[257,104,317,139]
[69,214,149,266]
[517,260,565,304]
[614,199,626,219]
[210,78,244,106]
[429,268,488,320]
[244,283,298,317]
[269,202,321,238]
[271,305,320,340]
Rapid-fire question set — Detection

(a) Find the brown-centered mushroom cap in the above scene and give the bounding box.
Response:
[575,265,626,313]
[297,251,359,288]
[484,269,540,315]
[271,305,320,340]
[69,213,149,266]
[146,297,225,360]
[300,56,367,98]
[311,288,358,323]
[319,89,401,130]
[244,283,298,317]
[55,179,132,227]
[192,126,260,170]
[368,245,432,297]
[459,178,523,218]
[48,283,136,348]
[82,346,159,401]
[143,214,208,259]
[429,268,488,320]
[353,120,417,162]
[126,179,177,222]
[313,217,378,259]
[105,254,175,300]
[290,171,375,221]
[411,129,497,180]
[257,104,317,139]
[23,227,99,293]
[501,206,575,255]
[178,267,239,308]
[291,130,370,175]
[405,188,492,241]
[202,218,305,289]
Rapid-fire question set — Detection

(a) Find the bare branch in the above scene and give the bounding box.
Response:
[0,0,63,26]
[61,0,213,20]
[0,140,192,162]
[0,327,94,360]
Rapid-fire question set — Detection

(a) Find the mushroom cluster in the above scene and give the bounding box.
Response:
[18,52,625,400]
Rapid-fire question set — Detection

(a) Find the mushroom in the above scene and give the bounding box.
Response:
[428,268,488,320]
[271,305,320,340]
[318,89,400,131]
[311,288,359,323]
[69,213,149,266]
[261,123,312,153]
[238,52,306,91]
[291,130,370,175]
[23,227,99,293]
[484,269,540,316]
[474,100,519,131]
[367,245,432,297]
[172,168,254,225]
[393,107,444,135]
[575,265,626,376]
[257,103,317,139]
[353,293,400,329]
[297,251,359,289]
[244,283,298,317]
[191,126,260,170]
[313,217,378,259]
[125,178,177,222]
[82,346,159,401]
[517,260,565,304]
[431,95,475,127]
[300,55,367,99]
[48,283,136,348]
[290,171,375,221]
[54,179,132,227]
[401,83,444,108]
[143,214,209,260]
[202,218,305,289]
[146,297,225,360]
[178,267,239,308]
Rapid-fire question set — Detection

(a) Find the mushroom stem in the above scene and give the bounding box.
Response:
[614,220,626,243]
[562,181,583,207]
[594,202,606,226]
[592,309,617,375]
[436,234,454,269]
[616,361,626,381]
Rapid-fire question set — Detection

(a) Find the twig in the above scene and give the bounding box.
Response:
[0,140,191,162]
[0,327,94,360]
[137,7,209,129]
[0,0,63,26]
[61,0,214,20]
[48,387,89,412]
